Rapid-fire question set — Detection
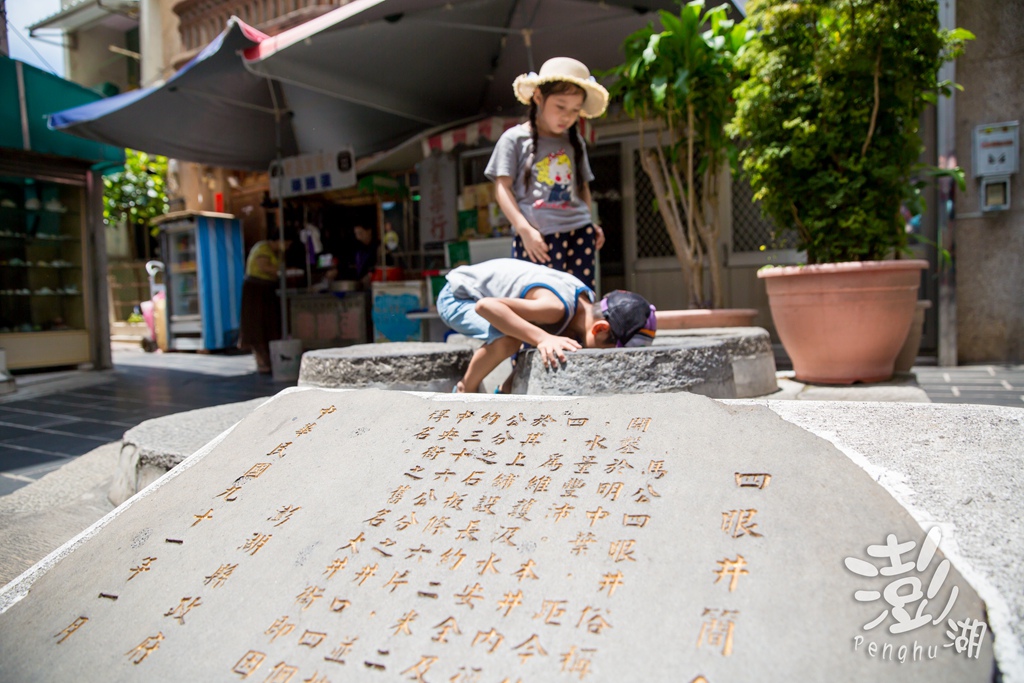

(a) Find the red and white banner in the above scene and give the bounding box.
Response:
[421,117,596,157]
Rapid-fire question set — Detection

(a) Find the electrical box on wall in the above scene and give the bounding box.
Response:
[981,176,1011,212]
[972,121,1018,213]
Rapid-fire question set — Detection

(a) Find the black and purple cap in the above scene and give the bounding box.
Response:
[599,290,657,347]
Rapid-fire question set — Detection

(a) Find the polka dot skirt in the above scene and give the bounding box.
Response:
[511,224,598,291]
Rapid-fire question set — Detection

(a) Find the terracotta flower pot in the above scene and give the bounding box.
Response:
[893,299,932,373]
[758,260,927,384]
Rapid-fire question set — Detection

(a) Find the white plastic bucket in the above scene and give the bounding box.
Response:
[269,339,303,382]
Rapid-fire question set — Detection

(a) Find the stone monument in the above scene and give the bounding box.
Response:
[0,390,999,681]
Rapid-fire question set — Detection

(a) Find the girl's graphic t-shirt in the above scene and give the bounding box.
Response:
[485,123,595,236]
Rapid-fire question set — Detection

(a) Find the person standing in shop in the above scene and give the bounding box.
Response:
[238,234,292,373]
[485,57,609,291]
[350,224,378,288]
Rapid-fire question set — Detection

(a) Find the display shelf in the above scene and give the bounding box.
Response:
[0,292,82,296]
[0,179,86,340]
[0,206,80,218]
[0,330,90,370]
[0,231,80,242]
[0,324,85,332]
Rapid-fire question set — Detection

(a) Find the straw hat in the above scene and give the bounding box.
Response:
[513,57,609,119]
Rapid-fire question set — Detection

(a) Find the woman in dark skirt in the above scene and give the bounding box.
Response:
[238,237,291,373]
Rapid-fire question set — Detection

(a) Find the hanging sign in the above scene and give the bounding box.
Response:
[268,147,356,199]
[416,153,458,245]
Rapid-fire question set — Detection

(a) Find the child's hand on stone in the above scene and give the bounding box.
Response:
[536,333,581,368]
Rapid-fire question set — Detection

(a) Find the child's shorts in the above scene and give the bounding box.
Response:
[436,283,505,345]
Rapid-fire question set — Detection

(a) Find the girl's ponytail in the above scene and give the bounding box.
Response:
[568,122,584,194]
[525,99,539,188]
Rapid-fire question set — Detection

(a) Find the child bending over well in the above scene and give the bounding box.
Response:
[437,258,656,393]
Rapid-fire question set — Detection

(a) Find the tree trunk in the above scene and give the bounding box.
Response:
[639,147,696,294]
[703,170,724,309]
[636,118,724,308]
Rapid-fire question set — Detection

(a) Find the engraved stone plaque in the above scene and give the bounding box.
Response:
[0,390,996,681]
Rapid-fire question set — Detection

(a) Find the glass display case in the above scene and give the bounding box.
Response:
[0,177,91,369]
[155,211,244,351]
[167,228,199,317]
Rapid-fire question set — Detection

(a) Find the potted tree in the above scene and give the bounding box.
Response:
[605,1,756,326]
[730,0,972,383]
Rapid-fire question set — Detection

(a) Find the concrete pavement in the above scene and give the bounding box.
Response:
[914,364,1024,406]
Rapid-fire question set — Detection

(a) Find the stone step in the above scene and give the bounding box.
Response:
[109,398,269,506]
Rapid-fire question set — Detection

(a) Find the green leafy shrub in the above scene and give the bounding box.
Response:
[103,149,169,239]
[730,0,972,264]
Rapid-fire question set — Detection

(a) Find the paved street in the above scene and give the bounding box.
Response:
[0,347,290,497]
[913,364,1024,406]
[0,346,1021,498]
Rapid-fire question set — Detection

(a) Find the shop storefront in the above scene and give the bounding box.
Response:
[0,57,124,372]
[278,173,429,347]
[409,116,596,266]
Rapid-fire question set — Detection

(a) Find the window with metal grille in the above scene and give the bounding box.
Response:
[633,150,676,259]
[589,148,624,275]
[730,139,801,264]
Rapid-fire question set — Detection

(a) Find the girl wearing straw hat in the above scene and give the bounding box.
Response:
[484,57,609,291]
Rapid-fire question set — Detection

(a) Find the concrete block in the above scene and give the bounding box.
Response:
[775,372,931,403]
[655,327,778,398]
[298,342,472,392]
[511,328,777,399]
[511,342,737,397]
[728,399,1024,677]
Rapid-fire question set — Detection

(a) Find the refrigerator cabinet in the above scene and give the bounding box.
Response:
[155,211,244,351]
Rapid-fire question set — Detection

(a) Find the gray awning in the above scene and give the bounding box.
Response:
[47,18,298,171]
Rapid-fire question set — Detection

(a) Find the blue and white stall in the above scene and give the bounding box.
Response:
[154,211,244,351]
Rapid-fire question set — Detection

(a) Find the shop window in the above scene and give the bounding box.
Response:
[459,147,495,190]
